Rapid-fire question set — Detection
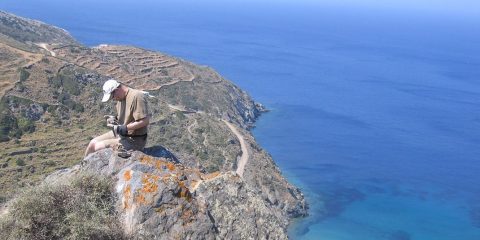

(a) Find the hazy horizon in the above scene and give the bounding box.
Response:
[2,0,479,21]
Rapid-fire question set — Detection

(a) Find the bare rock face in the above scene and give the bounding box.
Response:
[196,173,288,240]
[46,149,289,239]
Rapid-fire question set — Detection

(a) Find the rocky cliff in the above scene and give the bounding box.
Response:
[40,148,290,239]
[0,11,308,239]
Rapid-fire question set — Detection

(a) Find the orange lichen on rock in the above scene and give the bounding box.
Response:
[135,193,147,205]
[123,184,132,209]
[124,184,131,195]
[189,180,198,190]
[123,170,132,181]
[155,160,164,170]
[141,174,160,193]
[166,162,175,171]
[203,171,220,180]
[140,155,154,165]
[141,155,175,171]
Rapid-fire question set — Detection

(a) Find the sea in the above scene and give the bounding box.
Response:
[1,0,480,239]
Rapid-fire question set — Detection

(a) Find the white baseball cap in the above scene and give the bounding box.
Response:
[102,79,121,102]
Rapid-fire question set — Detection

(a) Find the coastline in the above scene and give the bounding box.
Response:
[3,1,480,238]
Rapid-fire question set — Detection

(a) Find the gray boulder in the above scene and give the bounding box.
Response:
[45,149,289,239]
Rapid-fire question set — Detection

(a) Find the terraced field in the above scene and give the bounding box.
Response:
[0,42,43,98]
[53,44,195,90]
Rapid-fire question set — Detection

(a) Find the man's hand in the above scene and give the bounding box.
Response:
[113,124,128,137]
[104,115,118,126]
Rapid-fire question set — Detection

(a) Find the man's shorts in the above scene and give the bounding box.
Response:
[119,134,148,151]
[98,130,147,152]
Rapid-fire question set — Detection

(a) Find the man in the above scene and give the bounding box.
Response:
[84,79,150,157]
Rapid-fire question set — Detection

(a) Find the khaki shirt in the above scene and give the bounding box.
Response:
[116,88,149,136]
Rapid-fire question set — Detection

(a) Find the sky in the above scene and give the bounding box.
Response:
[322,0,479,15]
[238,0,480,20]
[1,0,478,21]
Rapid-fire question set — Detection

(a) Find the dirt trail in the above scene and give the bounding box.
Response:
[222,120,249,177]
[36,43,56,56]
[165,103,249,177]
[146,72,195,91]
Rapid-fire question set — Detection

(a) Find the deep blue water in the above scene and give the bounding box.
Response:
[2,0,480,239]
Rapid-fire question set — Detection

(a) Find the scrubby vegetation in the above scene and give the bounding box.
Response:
[0,96,36,142]
[49,69,83,96]
[0,173,126,240]
[18,68,30,82]
[0,98,18,142]
[0,11,78,45]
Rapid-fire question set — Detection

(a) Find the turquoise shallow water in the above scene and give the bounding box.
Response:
[302,194,476,240]
[1,0,480,239]
[253,105,480,239]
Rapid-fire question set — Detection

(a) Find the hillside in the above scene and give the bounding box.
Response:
[0,10,308,238]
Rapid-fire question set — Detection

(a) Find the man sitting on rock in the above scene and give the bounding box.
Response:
[84,79,150,158]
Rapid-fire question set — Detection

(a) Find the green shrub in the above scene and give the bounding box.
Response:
[49,71,82,96]
[57,92,84,112]
[40,103,49,111]
[39,146,47,153]
[44,160,56,167]
[18,68,30,82]
[205,164,219,173]
[62,74,81,96]
[15,82,25,92]
[10,129,22,139]
[69,46,80,53]
[0,111,18,142]
[47,105,56,113]
[0,173,126,240]
[174,111,185,120]
[48,74,62,88]
[17,117,35,133]
[0,132,9,142]
[73,102,84,112]
[15,159,25,166]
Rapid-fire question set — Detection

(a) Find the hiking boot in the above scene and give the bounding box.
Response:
[117,150,131,158]
[116,145,132,158]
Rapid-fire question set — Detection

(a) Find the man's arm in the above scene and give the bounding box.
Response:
[126,116,150,131]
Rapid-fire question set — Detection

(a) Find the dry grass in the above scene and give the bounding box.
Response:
[0,172,126,240]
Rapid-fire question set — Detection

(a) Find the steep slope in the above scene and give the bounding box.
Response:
[0,11,308,237]
[0,10,78,46]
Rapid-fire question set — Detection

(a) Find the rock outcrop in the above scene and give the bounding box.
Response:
[46,148,290,239]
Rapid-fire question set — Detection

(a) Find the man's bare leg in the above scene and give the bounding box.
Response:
[84,131,119,157]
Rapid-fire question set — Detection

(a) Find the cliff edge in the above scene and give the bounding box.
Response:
[0,11,308,239]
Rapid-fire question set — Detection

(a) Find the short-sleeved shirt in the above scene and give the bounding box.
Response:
[116,88,149,136]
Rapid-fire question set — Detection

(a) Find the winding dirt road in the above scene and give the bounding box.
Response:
[36,43,56,56]
[166,102,250,177]
[222,120,249,177]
